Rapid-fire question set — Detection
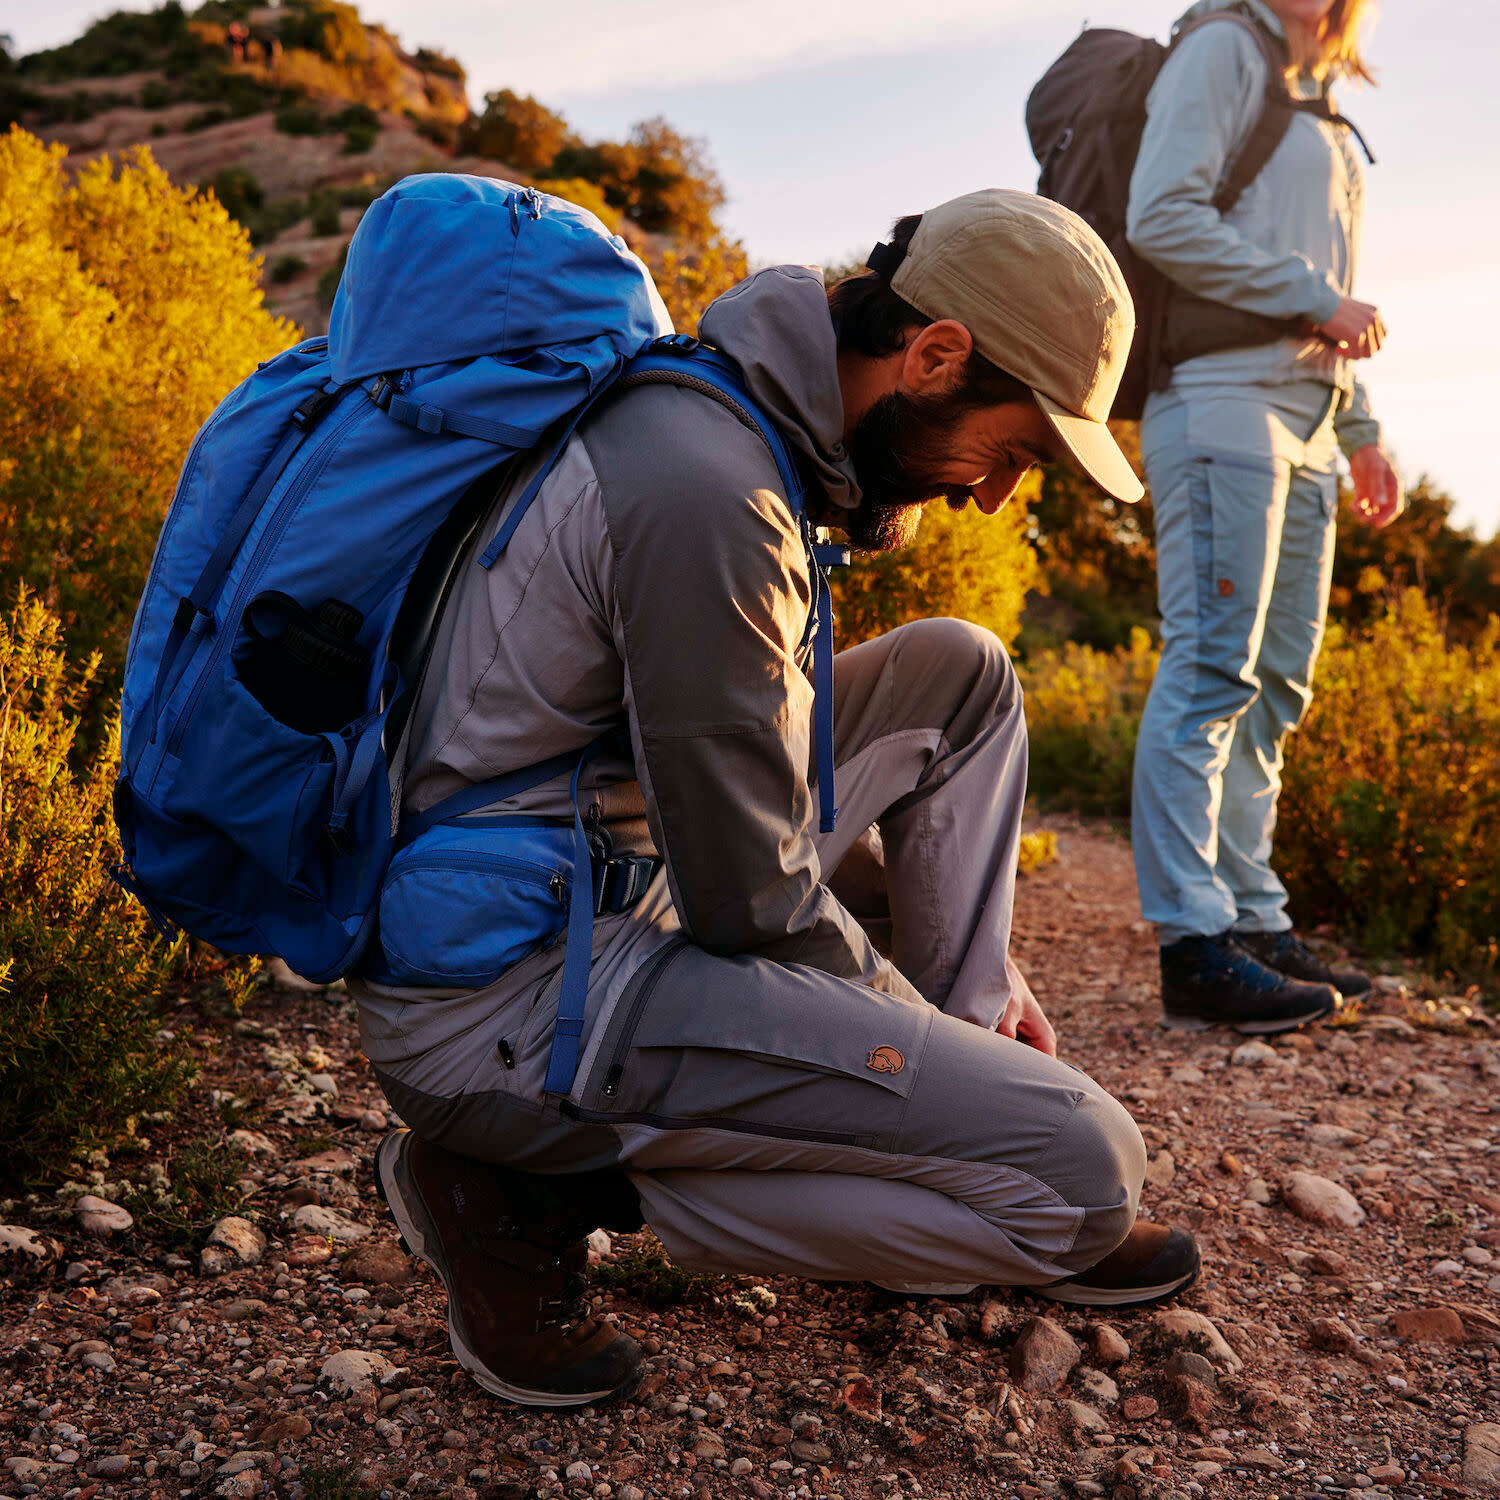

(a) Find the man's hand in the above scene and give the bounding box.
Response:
[1348,445,1404,528]
[995,960,1057,1056]
[1316,296,1385,359]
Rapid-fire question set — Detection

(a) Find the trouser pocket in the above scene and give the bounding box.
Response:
[568,944,935,1153]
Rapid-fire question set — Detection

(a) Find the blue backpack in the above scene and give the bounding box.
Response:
[114,172,843,1095]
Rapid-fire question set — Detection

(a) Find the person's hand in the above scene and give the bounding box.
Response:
[994,961,1058,1057]
[1348,445,1404,528]
[1316,296,1385,359]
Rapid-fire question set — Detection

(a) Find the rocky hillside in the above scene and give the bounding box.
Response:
[4,2,721,336]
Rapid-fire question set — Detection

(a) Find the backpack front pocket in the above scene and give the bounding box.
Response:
[371,820,577,989]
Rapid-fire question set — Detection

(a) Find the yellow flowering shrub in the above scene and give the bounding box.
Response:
[0,127,297,680]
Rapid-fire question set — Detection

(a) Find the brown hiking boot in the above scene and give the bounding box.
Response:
[1035,1222,1201,1307]
[375,1129,643,1406]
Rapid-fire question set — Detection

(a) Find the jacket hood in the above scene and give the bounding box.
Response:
[327,173,669,384]
[1175,0,1283,38]
[698,266,861,512]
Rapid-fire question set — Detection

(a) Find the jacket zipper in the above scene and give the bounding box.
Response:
[598,938,687,1099]
[165,390,368,757]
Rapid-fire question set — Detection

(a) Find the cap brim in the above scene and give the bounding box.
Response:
[1034,391,1144,504]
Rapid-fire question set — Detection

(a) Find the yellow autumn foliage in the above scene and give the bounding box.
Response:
[0,126,297,677]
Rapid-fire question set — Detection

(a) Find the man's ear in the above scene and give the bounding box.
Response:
[899,319,974,397]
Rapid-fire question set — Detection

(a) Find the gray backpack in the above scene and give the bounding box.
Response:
[1026,6,1373,419]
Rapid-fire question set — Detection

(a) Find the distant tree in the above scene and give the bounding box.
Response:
[647,233,747,336]
[462,88,569,173]
[0,127,296,680]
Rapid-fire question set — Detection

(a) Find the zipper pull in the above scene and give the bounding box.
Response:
[496,1038,516,1070]
[601,1062,623,1098]
[549,873,567,905]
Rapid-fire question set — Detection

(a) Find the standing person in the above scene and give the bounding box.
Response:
[1127,0,1403,1033]
[359,191,1202,1408]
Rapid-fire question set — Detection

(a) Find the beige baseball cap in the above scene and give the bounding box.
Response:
[876,188,1143,504]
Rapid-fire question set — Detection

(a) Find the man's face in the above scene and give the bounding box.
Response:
[842,387,1062,553]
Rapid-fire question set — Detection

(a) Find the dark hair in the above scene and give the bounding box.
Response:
[828,214,1033,409]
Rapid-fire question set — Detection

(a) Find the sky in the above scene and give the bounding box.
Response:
[11,0,1500,534]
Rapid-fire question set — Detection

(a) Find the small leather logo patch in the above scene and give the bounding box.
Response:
[1218,578,1235,597]
[867,1045,905,1075]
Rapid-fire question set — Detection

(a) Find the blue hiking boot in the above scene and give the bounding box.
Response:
[1160,932,1339,1035]
[1236,928,1373,998]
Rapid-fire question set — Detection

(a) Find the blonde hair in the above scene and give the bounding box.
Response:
[1307,0,1378,84]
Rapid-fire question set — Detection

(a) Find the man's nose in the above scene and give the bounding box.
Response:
[973,468,1027,516]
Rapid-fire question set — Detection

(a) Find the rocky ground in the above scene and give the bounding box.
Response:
[3,816,1499,1500]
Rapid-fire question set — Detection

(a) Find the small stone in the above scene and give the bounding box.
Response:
[202,1215,267,1275]
[318,1348,396,1395]
[565,1461,593,1483]
[343,1238,415,1286]
[1150,1309,1243,1372]
[1392,1306,1466,1344]
[691,1435,726,1461]
[284,1232,335,1267]
[730,1457,754,1476]
[91,1455,131,1478]
[1465,1424,1500,1495]
[1309,1249,1349,1275]
[1060,1399,1109,1435]
[1218,1151,1242,1175]
[1282,1171,1366,1229]
[1246,1177,1272,1204]
[1368,1464,1405,1484]
[1464,1245,1496,1266]
[1231,1040,1279,1066]
[1145,1150,1177,1191]
[1088,1323,1130,1366]
[291,1203,371,1242]
[1075,1367,1119,1404]
[82,1348,118,1373]
[1122,1394,1159,1421]
[1433,1258,1466,1275]
[1238,1448,1285,1472]
[0,1223,60,1265]
[222,1297,268,1322]
[298,1147,356,1175]
[1411,1072,1453,1098]
[72,1194,133,1235]
[789,1440,831,1464]
[359,1108,388,1132]
[1308,1317,1359,1354]
[1170,1067,1205,1084]
[260,1414,313,1443]
[1009,1315,1081,1392]
[228,1129,278,1157]
[1163,1350,1219,1387]
[1306,1124,1363,1148]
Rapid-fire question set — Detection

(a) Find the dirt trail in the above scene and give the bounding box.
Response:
[3,817,1498,1500]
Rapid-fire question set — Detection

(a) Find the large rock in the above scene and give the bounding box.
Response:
[318,1349,396,1395]
[1150,1309,1243,1372]
[201,1216,266,1276]
[0,1223,61,1269]
[1008,1316,1081,1392]
[1466,1424,1500,1496]
[1282,1171,1366,1229]
[291,1204,371,1243]
[1393,1306,1466,1344]
[72,1195,133,1236]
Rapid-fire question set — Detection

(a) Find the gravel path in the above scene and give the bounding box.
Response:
[3,816,1498,1500]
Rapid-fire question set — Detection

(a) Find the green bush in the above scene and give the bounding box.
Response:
[1277,590,1500,981]
[1018,627,1158,818]
[332,102,379,154]
[461,87,568,172]
[209,164,263,224]
[309,189,342,235]
[140,78,172,109]
[0,590,196,1189]
[275,100,327,136]
[270,252,307,283]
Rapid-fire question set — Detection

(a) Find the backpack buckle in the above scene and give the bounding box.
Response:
[593,855,661,915]
[653,333,701,355]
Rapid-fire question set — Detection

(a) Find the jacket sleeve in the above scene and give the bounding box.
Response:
[590,390,923,1005]
[1334,378,1382,457]
[1126,21,1345,326]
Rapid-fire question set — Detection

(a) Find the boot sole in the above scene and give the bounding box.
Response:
[1160,994,1339,1036]
[374,1130,626,1408]
[1033,1260,1201,1308]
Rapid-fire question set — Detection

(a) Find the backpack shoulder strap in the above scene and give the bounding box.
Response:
[1171,6,1297,215]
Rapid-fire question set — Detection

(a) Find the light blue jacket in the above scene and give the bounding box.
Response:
[1126,0,1381,454]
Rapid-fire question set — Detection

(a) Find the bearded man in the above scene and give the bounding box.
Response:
[355,190,1199,1407]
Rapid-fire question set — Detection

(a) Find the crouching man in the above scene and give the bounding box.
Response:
[354,190,1199,1406]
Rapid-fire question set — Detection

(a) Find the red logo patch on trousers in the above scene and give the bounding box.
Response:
[866,1045,905,1075]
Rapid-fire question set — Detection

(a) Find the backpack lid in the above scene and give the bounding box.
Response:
[327,173,669,384]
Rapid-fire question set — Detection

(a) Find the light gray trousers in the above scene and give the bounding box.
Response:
[360,620,1144,1288]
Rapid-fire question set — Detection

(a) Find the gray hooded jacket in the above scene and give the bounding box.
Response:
[391,265,921,1006]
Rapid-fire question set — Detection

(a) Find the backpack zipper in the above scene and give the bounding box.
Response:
[164,390,369,758]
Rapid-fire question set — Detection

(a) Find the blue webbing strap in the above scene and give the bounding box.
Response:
[384,392,542,449]
[809,537,851,834]
[397,744,590,849]
[544,748,607,1097]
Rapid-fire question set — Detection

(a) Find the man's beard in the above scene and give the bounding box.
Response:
[841,387,978,553]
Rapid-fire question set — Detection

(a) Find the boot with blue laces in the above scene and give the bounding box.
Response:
[1160,931,1339,1034]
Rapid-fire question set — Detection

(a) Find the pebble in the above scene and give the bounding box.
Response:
[260,1414,313,1443]
[1306,1124,1363,1148]
[1433,1258,1467,1275]
[1151,1309,1243,1372]
[1282,1171,1366,1229]
[1232,1040,1279,1066]
[1144,1150,1177,1191]
[72,1194,133,1236]
[1075,1366,1119,1404]
[202,1215,267,1275]
[1163,1349,1219,1387]
[1464,1245,1496,1266]
[1088,1323,1130,1367]
[228,1129,278,1157]
[0,1223,58,1264]
[1121,1394,1159,1420]
[343,1237,415,1286]
[1009,1315,1081,1392]
[291,1203,371,1241]
[360,1108,388,1131]
[318,1348,396,1395]
[1466,1424,1500,1495]
[1061,1399,1108,1435]
[1393,1306,1466,1344]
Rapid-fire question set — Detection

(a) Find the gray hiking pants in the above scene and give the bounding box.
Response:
[356,620,1145,1288]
